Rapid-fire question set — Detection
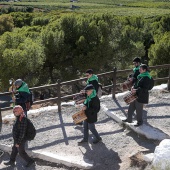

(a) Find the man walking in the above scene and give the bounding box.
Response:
[78,84,102,144]
[123,64,152,126]
[85,69,99,93]
[4,105,35,167]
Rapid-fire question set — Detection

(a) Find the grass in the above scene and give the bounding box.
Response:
[0,0,170,16]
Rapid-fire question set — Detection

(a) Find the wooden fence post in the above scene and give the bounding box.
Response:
[168,67,170,91]
[57,79,61,112]
[112,67,117,99]
[0,108,2,133]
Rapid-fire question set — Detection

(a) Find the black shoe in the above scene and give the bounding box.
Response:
[76,122,83,126]
[134,122,143,127]
[25,159,35,167]
[4,160,15,166]
[78,139,88,144]
[122,119,132,123]
[93,137,102,144]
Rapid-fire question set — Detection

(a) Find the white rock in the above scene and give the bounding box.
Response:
[143,153,154,162]
[152,139,170,170]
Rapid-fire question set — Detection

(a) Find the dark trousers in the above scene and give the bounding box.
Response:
[127,100,144,124]
[10,140,32,163]
[83,120,100,140]
[24,111,27,117]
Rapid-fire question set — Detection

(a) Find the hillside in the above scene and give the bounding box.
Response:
[1,0,170,16]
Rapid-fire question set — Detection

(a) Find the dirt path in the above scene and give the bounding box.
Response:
[1,89,169,170]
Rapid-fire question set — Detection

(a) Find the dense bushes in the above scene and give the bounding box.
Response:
[0,12,170,90]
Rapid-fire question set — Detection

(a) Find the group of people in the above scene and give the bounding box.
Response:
[78,59,153,145]
[3,58,153,167]
[122,57,153,126]
[78,69,102,144]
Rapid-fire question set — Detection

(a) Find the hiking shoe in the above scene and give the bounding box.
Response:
[93,137,102,144]
[25,159,35,167]
[4,160,15,166]
[78,139,88,144]
[122,119,132,123]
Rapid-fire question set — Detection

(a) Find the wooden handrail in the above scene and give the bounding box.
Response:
[0,64,169,133]
[0,64,169,112]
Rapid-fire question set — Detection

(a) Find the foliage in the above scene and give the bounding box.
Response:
[1,0,170,16]
[148,32,170,78]
[10,12,34,27]
[0,30,44,89]
[0,5,34,14]
[0,8,169,90]
[0,14,14,35]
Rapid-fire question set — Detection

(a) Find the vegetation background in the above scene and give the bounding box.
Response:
[0,0,170,91]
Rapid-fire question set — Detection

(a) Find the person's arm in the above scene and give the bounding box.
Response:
[90,80,99,92]
[136,77,150,94]
[15,92,30,104]
[132,70,140,83]
[85,97,100,116]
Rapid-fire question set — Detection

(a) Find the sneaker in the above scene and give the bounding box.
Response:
[122,119,132,123]
[4,160,15,166]
[25,159,35,167]
[93,137,102,144]
[78,139,88,144]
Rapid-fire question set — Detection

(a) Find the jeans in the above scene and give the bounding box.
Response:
[127,100,144,124]
[83,120,100,140]
[10,140,32,163]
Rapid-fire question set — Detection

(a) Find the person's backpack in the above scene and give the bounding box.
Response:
[97,83,102,98]
[25,118,36,141]
[148,77,154,90]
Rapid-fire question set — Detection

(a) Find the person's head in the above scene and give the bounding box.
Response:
[14,79,23,89]
[13,105,24,117]
[133,57,141,67]
[139,64,148,73]
[84,84,94,96]
[85,69,93,79]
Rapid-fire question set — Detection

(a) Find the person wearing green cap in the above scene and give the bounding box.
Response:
[12,79,31,117]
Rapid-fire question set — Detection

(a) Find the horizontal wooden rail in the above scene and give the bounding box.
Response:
[0,64,169,133]
[0,64,169,113]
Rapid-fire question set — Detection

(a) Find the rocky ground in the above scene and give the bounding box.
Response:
[0,88,169,170]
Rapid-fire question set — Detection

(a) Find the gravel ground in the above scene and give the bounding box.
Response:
[0,88,169,170]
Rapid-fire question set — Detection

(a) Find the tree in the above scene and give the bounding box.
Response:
[148,32,170,78]
[0,14,14,35]
[0,31,44,90]
[149,32,170,65]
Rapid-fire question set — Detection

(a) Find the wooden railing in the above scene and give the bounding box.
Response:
[0,64,170,114]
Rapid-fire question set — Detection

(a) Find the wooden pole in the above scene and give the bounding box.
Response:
[0,108,2,133]
[112,67,117,99]
[168,67,170,91]
[57,79,61,112]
